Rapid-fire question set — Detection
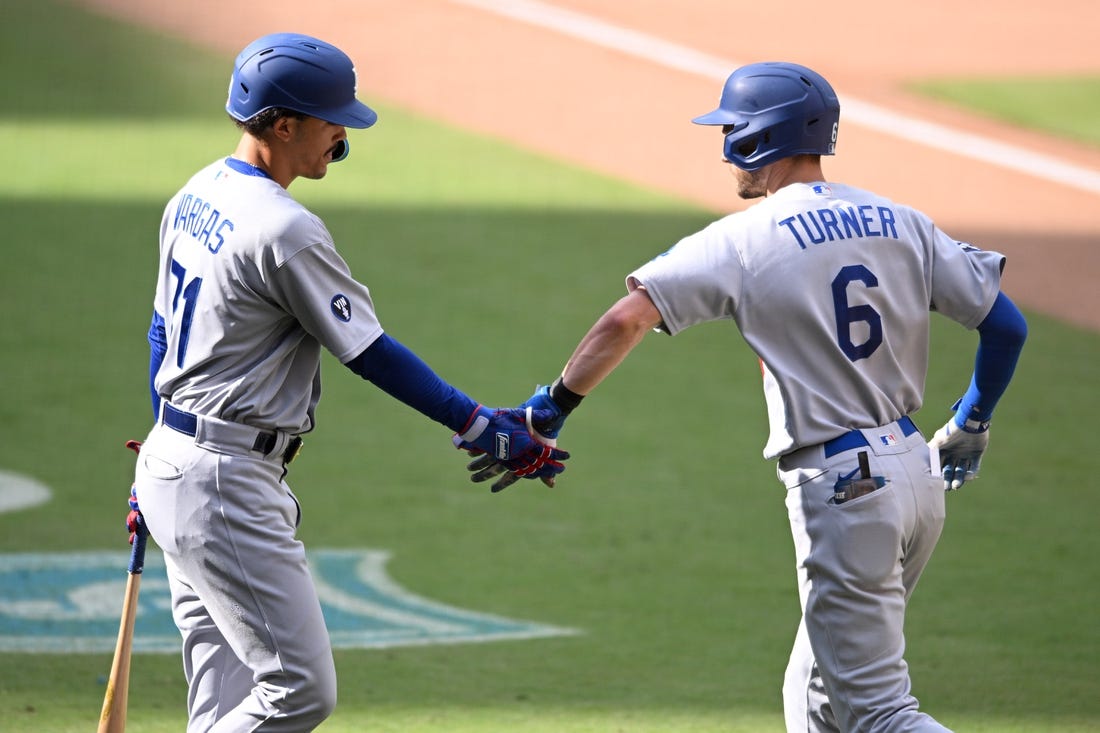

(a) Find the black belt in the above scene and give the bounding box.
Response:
[163,403,303,465]
[822,416,919,458]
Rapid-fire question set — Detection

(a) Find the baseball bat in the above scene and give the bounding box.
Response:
[98,440,148,733]
[97,519,147,733]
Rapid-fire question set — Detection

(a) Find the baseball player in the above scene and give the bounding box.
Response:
[482,62,1027,731]
[129,33,567,732]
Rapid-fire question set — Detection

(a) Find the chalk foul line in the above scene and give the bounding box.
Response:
[452,0,1100,196]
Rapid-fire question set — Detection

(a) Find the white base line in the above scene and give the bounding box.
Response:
[452,0,1100,196]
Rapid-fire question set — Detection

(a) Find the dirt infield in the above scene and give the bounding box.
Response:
[76,0,1100,330]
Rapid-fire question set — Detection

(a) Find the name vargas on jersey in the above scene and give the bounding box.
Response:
[172,192,235,254]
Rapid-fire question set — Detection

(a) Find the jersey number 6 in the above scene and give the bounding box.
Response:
[831,264,882,362]
[170,259,203,368]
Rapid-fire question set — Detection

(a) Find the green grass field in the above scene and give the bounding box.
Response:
[1,1,1098,731]
[910,75,1100,148]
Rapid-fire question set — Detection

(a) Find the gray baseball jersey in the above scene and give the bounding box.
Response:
[628,181,1004,459]
[153,158,383,434]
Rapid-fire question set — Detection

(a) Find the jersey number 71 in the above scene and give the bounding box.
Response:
[169,259,203,368]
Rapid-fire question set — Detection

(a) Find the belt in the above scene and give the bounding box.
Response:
[162,403,303,465]
[822,416,919,458]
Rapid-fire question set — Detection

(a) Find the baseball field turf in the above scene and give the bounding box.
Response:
[1,1,1098,731]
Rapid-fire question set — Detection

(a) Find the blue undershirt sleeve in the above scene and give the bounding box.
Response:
[954,292,1028,427]
[345,333,479,433]
[148,311,167,421]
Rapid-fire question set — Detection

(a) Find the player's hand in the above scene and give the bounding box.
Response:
[928,416,989,491]
[124,440,149,544]
[453,406,570,492]
[464,444,571,492]
[125,485,147,545]
[517,384,568,446]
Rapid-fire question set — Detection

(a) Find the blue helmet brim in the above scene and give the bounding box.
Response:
[319,99,378,129]
[691,108,739,126]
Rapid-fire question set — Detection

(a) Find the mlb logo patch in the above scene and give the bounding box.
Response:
[879,433,898,447]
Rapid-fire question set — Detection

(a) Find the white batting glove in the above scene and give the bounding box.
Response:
[928,418,989,491]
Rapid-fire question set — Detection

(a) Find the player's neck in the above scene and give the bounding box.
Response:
[766,156,826,196]
[232,135,289,189]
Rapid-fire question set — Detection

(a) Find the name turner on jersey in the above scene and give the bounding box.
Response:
[779,203,898,249]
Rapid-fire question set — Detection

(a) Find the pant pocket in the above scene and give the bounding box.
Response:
[143,453,183,480]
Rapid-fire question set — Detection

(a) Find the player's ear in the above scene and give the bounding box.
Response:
[269,115,296,143]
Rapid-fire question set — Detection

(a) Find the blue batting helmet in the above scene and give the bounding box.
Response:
[692,62,839,171]
[226,33,378,129]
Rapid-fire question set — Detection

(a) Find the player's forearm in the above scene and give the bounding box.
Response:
[147,311,167,421]
[345,333,478,432]
[955,292,1028,426]
[560,289,662,395]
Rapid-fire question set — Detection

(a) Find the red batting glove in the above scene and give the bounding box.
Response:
[126,485,143,545]
[124,440,144,544]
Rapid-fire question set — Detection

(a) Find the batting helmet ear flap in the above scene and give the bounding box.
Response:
[737,132,768,159]
[721,126,771,164]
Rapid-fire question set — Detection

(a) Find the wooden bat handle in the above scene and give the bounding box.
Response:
[97,571,142,733]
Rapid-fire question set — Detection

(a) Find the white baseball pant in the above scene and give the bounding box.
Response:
[135,413,335,733]
[777,418,951,733]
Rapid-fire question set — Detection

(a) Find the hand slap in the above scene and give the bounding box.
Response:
[466,445,570,492]
[455,405,570,492]
[518,385,567,446]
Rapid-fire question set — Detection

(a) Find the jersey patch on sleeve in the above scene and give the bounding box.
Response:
[331,294,352,322]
